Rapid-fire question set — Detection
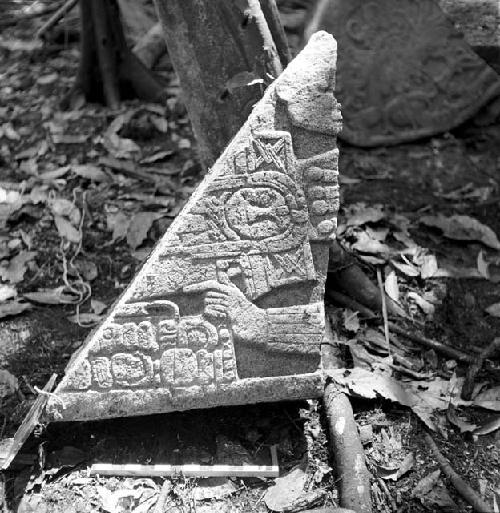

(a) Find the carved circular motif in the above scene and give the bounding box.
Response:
[224,186,291,240]
[178,318,218,350]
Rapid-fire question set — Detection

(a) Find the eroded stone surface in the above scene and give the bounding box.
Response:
[45,32,342,422]
[305,0,500,146]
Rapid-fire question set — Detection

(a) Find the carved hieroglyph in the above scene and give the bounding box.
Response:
[45,32,342,422]
[304,0,500,146]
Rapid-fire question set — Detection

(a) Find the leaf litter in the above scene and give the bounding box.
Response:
[0,3,499,511]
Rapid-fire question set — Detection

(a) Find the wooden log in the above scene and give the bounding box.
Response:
[153,0,283,170]
[324,383,373,513]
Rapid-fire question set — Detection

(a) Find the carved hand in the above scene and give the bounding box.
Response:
[183,280,266,342]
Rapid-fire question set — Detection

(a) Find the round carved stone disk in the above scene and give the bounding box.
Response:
[307,0,500,146]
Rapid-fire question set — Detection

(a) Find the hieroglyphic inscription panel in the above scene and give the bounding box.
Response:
[46,32,342,422]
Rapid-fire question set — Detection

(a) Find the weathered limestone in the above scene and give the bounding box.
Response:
[304,0,500,146]
[45,32,342,422]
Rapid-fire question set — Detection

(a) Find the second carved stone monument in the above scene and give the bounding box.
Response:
[45,32,342,422]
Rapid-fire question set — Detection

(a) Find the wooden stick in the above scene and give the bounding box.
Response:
[0,374,57,471]
[377,268,390,354]
[35,0,79,40]
[388,323,473,363]
[325,289,377,319]
[90,461,279,478]
[323,382,373,513]
[258,0,291,67]
[424,432,491,513]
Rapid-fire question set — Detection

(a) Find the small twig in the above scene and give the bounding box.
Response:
[153,479,172,513]
[377,268,390,355]
[35,0,78,40]
[389,323,473,363]
[325,289,377,318]
[424,432,491,512]
[462,337,500,400]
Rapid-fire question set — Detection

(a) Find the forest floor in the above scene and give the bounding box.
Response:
[0,1,499,512]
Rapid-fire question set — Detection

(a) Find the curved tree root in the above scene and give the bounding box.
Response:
[323,382,373,513]
[424,432,492,513]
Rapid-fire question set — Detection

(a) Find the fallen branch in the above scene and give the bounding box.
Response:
[0,374,57,471]
[325,289,377,319]
[389,324,473,363]
[376,268,390,353]
[461,337,500,400]
[323,382,373,513]
[258,0,291,67]
[0,3,61,28]
[424,432,491,513]
[35,0,79,40]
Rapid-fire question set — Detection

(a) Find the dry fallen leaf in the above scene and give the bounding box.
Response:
[407,292,435,316]
[378,452,414,481]
[127,212,163,250]
[0,251,37,283]
[477,250,490,280]
[24,286,81,305]
[391,259,420,277]
[0,284,17,302]
[263,466,307,512]
[352,231,390,256]
[421,214,500,250]
[91,299,107,315]
[54,215,81,244]
[0,369,18,398]
[384,270,399,302]
[106,210,131,243]
[420,255,438,279]
[446,405,477,433]
[485,302,500,318]
[473,386,500,411]
[0,300,31,319]
[343,309,360,333]
[346,205,385,227]
[72,164,108,182]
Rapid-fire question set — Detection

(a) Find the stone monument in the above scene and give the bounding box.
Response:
[303,0,500,146]
[45,32,342,422]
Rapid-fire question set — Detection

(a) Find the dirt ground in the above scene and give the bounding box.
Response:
[0,1,499,512]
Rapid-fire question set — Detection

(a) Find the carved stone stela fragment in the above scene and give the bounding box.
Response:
[46,32,342,422]
[307,0,500,146]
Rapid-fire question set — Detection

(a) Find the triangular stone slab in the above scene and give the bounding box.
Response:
[305,0,500,146]
[45,32,342,422]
